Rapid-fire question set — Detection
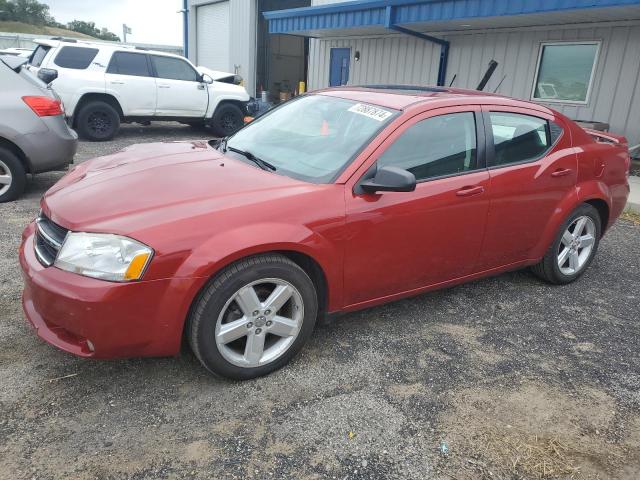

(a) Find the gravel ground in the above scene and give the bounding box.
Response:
[1,122,640,479]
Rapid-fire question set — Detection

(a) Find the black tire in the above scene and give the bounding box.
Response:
[0,147,26,203]
[210,103,244,137]
[76,101,120,141]
[187,254,318,380]
[531,203,601,284]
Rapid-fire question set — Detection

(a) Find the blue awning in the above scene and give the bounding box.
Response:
[264,0,640,37]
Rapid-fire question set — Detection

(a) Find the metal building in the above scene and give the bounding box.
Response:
[190,0,640,146]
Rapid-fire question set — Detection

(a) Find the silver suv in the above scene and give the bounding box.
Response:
[0,55,77,202]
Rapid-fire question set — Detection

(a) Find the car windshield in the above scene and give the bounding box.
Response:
[225,95,398,183]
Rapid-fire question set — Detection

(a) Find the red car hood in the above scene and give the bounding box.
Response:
[42,141,314,235]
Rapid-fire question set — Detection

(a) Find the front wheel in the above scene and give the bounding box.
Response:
[531,203,601,284]
[187,254,318,379]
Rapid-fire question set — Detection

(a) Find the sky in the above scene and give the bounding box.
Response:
[45,0,184,46]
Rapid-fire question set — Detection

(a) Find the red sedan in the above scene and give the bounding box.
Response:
[20,87,631,379]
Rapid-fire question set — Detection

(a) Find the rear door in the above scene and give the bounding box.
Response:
[477,106,577,270]
[105,51,157,116]
[343,106,490,306]
[150,55,208,118]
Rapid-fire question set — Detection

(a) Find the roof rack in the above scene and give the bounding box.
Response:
[359,84,448,93]
[49,37,78,43]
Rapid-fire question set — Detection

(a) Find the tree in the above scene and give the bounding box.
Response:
[8,0,50,25]
[0,0,121,42]
[66,19,120,42]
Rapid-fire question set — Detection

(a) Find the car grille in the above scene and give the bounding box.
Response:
[34,214,68,267]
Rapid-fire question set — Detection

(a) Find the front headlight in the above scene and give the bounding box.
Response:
[54,232,153,282]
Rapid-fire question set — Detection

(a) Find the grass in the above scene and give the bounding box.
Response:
[477,429,583,479]
[0,21,94,39]
[621,211,640,224]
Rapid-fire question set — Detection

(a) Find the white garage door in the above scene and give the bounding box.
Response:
[196,1,230,71]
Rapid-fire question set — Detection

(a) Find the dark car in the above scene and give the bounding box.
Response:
[0,55,77,202]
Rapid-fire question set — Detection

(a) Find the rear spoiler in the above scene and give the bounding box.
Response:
[584,128,628,147]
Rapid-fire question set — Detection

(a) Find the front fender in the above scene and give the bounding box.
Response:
[206,83,251,117]
[175,221,344,311]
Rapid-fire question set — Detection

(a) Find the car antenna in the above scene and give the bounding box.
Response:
[448,74,457,87]
[493,75,507,93]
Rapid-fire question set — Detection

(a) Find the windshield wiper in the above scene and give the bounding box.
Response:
[225,146,276,171]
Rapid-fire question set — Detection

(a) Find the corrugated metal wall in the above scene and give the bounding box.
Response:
[189,0,257,95]
[308,20,640,145]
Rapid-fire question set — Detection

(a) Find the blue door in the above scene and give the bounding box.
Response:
[329,48,351,87]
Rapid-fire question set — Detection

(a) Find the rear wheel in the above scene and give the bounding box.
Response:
[210,103,244,137]
[532,203,601,284]
[0,147,26,203]
[76,101,120,141]
[187,254,318,379]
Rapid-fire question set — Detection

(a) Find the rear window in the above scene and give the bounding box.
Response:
[29,45,51,67]
[53,46,99,70]
[107,52,150,77]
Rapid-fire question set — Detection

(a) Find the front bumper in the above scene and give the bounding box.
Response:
[19,223,198,359]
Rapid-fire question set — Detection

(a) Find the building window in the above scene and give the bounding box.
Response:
[531,42,600,105]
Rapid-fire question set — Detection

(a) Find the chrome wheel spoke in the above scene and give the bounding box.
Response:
[574,217,587,236]
[568,250,580,271]
[0,174,11,185]
[580,234,595,248]
[269,315,299,338]
[244,332,265,365]
[558,246,571,267]
[216,317,248,344]
[561,230,574,247]
[264,284,293,313]
[234,286,261,316]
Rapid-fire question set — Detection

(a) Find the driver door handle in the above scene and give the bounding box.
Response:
[456,185,485,197]
[551,168,572,177]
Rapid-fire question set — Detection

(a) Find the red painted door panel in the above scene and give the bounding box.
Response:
[342,106,490,307]
[344,172,490,305]
[478,106,578,269]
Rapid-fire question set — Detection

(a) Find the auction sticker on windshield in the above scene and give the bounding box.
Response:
[348,103,393,121]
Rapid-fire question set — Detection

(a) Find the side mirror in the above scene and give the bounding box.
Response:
[359,166,416,194]
[199,73,214,84]
[38,68,58,84]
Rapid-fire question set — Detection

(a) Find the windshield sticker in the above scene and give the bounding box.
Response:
[347,103,393,121]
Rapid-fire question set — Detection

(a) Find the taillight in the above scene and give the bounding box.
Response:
[22,96,63,117]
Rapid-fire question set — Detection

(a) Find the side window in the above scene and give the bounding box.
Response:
[378,112,478,181]
[107,52,150,77]
[29,45,51,67]
[489,112,550,167]
[53,46,99,70]
[151,55,198,82]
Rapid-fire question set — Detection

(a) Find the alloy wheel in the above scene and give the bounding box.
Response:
[215,278,304,368]
[87,111,112,135]
[557,215,596,275]
[0,159,12,196]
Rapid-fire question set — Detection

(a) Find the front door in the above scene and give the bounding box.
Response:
[150,55,208,117]
[329,48,350,87]
[343,107,490,306]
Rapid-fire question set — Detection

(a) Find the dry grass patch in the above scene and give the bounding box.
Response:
[621,211,640,224]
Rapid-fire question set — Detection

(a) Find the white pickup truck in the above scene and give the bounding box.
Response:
[27,38,251,141]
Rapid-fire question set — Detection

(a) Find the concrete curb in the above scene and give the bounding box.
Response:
[626,175,640,214]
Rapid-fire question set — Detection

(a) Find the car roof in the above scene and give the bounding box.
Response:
[315,85,555,115]
[33,38,184,60]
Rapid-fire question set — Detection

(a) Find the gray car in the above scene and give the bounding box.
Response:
[0,55,77,202]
